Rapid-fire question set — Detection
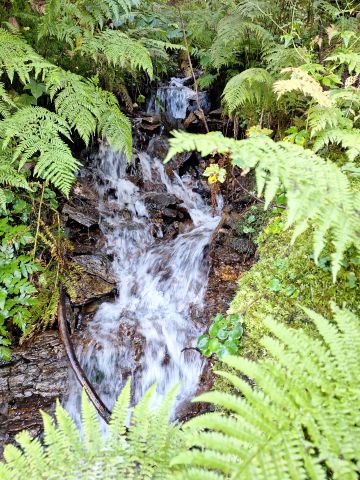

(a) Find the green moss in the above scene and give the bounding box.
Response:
[228,213,359,361]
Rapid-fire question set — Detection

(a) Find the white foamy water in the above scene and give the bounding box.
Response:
[65,146,221,425]
[147,77,210,120]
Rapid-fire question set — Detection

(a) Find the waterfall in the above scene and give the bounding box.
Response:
[65,146,222,425]
[147,77,210,120]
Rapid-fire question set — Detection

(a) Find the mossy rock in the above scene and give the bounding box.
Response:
[228,212,359,361]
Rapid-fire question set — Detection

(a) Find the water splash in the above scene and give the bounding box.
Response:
[147,77,210,120]
[65,146,221,425]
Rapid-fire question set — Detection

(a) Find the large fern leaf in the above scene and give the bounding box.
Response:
[0,382,183,479]
[0,27,133,153]
[165,131,360,279]
[81,30,153,78]
[39,0,132,45]
[222,68,275,113]
[173,306,360,480]
[0,106,80,196]
[210,14,274,69]
[313,127,360,161]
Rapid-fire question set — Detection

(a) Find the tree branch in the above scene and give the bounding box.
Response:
[58,287,112,424]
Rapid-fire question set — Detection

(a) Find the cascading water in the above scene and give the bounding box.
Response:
[147,77,210,120]
[65,146,222,425]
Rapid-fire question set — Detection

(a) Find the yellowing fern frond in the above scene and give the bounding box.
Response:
[274,67,333,107]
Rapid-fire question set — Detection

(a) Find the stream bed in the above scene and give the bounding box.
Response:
[0,77,256,450]
[65,146,222,424]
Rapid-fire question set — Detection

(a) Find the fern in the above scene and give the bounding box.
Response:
[0,151,29,209]
[222,68,275,113]
[39,0,132,45]
[264,45,312,74]
[308,105,352,136]
[0,107,80,196]
[0,28,132,155]
[165,131,360,279]
[44,69,132,156]
[330,87,360,108]
[173,305,360,480]
[313,127,360,161]
[0,28,133,194]
[210,14,274,69]
[0,82,16,118]
[81,29,154,78]
[0,381,183,479]
[0,29,52,83]
[273,67,333,107]
[326,51,360,73]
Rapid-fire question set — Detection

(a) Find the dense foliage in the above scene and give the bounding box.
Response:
[0,0,359,478]
[2,307,359,479]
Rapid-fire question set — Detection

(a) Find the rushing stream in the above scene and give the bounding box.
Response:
[65,144,222,425]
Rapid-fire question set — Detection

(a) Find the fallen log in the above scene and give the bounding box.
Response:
[58,287,112,424]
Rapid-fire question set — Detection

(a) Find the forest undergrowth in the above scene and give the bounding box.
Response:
[0,0,359,479]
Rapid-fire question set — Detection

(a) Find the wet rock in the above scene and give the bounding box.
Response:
[63,204,99,228]
[227,237,256,256]
[70,229,105,255]
[146,135,169,160]
[0,332,68,455]
[208,108,223,118]
[72,255,118,284]
[70,272,116,306]
[143,192,182,215]
[118,321,145,365]
[72,180,99,204]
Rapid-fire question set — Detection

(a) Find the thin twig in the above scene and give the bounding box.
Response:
[234,177,286,210]
[32,182,45,259]
[178,7,209,133]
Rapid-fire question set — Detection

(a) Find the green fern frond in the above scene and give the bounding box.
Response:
[173,306,360,480]
[0,188,6,210]
[264,45,312,73]
[39,0,132,44]
[45,69,132,157]
[0,106,80,196]
[165,131,360,279]
[0,82,16,118]
[308,105,352,136]
[313,127,360,161]
[326,51,360,73]
[222,68,275,113]
[210,14,274,69]
[0,28,53,84]
[0,151,29,190]
[0,28,132,160]
[1,384,183,479]
[235,0,274,19]
[330,87,360,108]
[81,30,153,78]
[315,0,343,18]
